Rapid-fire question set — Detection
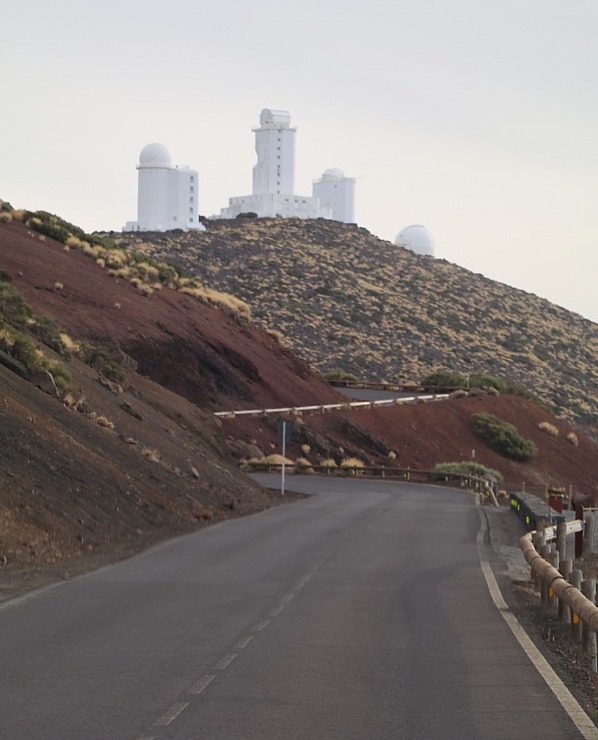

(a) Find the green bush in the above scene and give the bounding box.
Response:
[433,461,503,481]
[324,369,358,383]
[422,371,467,389]
[471,413,537,462]
[0,282,33,327]
[11,334,39,370]
[81,344,125,382]
[32,316,70,357]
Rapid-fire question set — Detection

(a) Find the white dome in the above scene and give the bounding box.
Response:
[321,168,344,181]
[138,142,172,168]
[395,224,435,256]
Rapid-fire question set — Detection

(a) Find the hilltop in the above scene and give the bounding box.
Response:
[114,218,597,425]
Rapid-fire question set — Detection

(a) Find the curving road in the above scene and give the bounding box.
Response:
[0,477,592,739]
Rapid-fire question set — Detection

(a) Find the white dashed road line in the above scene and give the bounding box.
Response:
[153,702,189,727]
[187,674,216,696]
[138,551,332,737]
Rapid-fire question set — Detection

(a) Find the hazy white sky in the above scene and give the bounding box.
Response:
[2,0,597,322]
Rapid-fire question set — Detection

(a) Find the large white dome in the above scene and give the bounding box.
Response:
[138,142,172,168]
[395,225,435,256]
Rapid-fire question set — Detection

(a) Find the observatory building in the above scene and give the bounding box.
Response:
[312,169,356,223]
[123,143,205,232]
[395,225,435,257]
[221,109,355,222]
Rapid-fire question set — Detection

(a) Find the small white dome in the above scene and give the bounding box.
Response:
[321,168,344,181]
[138,142,172,168]
[395,225,435,256]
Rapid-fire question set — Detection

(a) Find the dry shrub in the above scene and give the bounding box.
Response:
[567,432,579,447]
[96,415,114,430]
[11,209,27,222]
[262,454,294,466]
[0,212,13,224]
[387,450,397,461]
[340,457,365,468]
[54,282,63,291]
[59,333,79,352]
[66,235,82,248]
[320,458,337,468]
[294,457,313,471]
[142,447,160,462]
[301,444,311,455]
[538,421,559,437]
[138,283,154,297]
[96,258,106,268]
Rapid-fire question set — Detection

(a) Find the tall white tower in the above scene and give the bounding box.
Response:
[312,169,356,223]
[252,109,296,196]
[123,142,205,232]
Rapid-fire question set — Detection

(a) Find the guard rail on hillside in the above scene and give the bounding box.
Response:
[520,524,598,672]
[330,379,468,395]
[243,462,489,493]
[214,393,451,419]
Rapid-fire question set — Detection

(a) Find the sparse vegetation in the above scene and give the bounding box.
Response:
[79,344,126,383]
[471,413,537,462]
[324,370,358,383]
[106,217,596,425]
[538,421,559,437]
[433,461,503,481]
[566,432,579,447]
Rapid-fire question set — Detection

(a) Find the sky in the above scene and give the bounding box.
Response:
[2,0,597,323]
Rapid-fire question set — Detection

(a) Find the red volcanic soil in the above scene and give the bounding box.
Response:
[0,221,345,412]
[222,395,598,501]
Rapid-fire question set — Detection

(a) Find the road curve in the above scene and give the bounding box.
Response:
[0,477,590,739]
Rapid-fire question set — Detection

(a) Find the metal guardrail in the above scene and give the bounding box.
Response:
[214,393,450,418]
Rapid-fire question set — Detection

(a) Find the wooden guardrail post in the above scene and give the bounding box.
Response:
[559,559,572,623]
[582,578,597,671]
[540,545,551,604]
[570,569,583,642]
[556,522,567,562]
[548,551,559,610]
[583,515,595,558]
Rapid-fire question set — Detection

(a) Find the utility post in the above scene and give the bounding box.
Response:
[277,419,293,497]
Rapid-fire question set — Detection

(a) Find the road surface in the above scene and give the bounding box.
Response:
[0,477,592,739]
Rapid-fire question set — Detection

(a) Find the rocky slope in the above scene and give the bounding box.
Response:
[115,218,598,425]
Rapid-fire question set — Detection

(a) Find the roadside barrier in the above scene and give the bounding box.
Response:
[214,393,450,419]
[520,521,598,672]
[243,461,493,495]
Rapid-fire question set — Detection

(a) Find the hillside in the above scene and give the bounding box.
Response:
[0,208,597,597]
[114,218,598,425]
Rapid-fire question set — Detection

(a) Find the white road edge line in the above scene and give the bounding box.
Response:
[476,502,598,739]
[153,702,189,727]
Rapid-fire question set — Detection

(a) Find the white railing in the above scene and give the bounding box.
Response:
[214,393,450,418]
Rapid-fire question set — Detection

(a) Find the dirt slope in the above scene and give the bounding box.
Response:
[0,220,344,411]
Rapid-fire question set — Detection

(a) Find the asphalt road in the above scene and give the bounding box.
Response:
[0,477,589,739]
